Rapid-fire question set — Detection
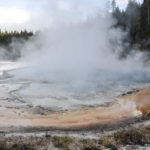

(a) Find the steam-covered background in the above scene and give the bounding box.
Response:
[12,0,149,84]
[0,0,149,110]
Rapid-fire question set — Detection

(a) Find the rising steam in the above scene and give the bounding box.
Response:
[10,0,150,89]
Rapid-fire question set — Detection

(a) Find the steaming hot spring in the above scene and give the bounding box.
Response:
[0,61,149,131]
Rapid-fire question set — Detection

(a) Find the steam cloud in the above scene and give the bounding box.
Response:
[10,0,150,88]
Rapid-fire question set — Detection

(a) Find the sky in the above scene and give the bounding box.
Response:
[0,0,143,30]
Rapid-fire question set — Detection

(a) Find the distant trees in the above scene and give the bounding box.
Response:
[140,0,150,40]
[1,0,150,59]
[0,30,33,46]
[125,0,141,42]
[111,0,116,12]
[0,30,34,60]
[111,0,150,51]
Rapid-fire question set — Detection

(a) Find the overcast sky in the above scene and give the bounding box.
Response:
[0,0,143,30]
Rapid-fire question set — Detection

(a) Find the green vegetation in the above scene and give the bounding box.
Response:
[0,30,33,47]
[52,135,73,148]
[1,126,150,150]
[0,30,33,60]
[1,0,150,59]
[79,138,89,144]
[98,136,117,150]
[111,0,150,54]
[113,128,147,145]
[0,0,150,60]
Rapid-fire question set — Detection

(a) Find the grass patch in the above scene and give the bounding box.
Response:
[98,136,112,146]
[52,136,73,148]
[79,139,89,144]
[21,144,35,150]
[98,136,117,150]
[113,128,146,146]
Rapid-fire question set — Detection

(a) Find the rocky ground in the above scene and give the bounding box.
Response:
[1,123,150,150]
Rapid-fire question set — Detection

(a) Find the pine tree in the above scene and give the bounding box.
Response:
[111,0,116,12]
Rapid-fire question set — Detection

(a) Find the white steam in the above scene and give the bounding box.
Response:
[10,0,150,89]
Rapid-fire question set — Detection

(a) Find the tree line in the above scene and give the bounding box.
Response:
[0,30,33,60]
[0,1,150,59]
[112,0,150,52]
[0,30,33,46]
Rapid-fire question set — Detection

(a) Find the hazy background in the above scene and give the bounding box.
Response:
[0,0,149,89]
[0,0,143,31]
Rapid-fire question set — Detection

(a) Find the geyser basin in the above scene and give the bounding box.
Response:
[9,65,150,111]
[0,61,149,130]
